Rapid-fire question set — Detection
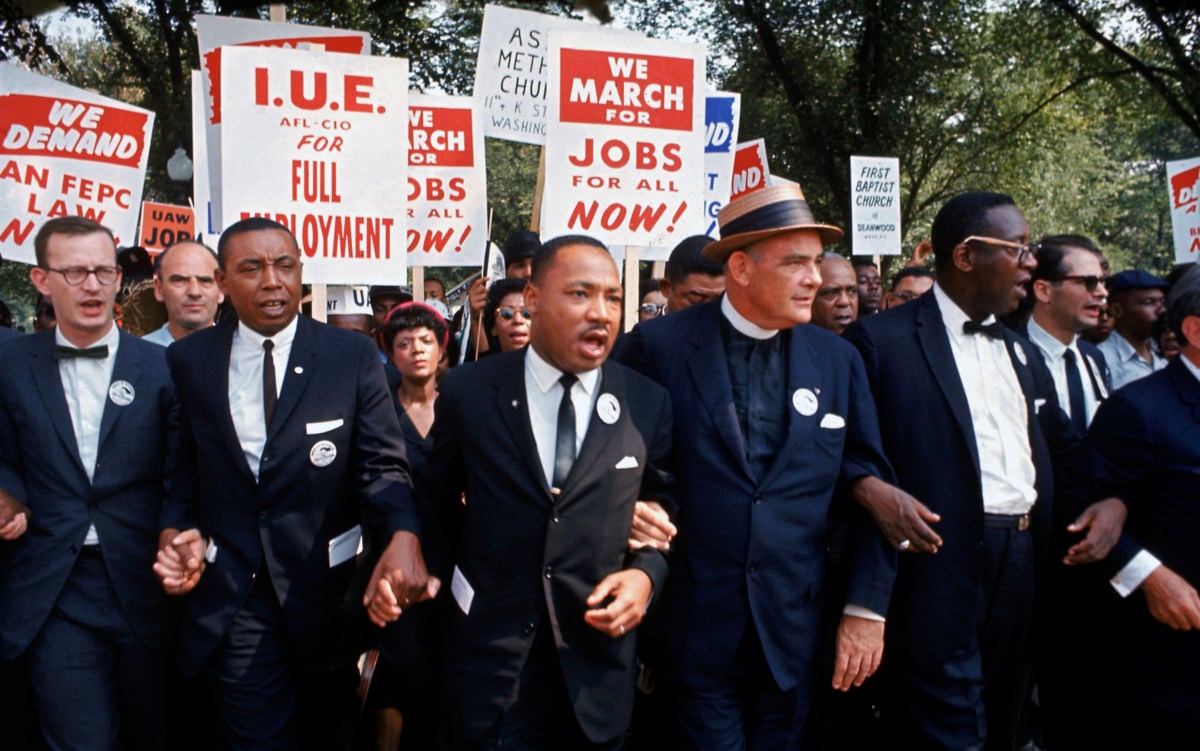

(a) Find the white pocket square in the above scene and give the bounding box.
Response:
[615,456,639,470]
[1034,398,1047,413]
[306,418,344,435]
[819,413,846,429]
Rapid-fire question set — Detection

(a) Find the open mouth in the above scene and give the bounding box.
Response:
[79,299,105,315]
[578,329,609,359]
[260,299,288,316]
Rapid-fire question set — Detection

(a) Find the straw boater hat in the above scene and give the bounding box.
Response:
[704,183,843,263]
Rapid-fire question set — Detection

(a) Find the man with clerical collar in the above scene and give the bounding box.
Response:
[142,240,224,346]
[616,182,905,748]
[843,192,1123,750]
[0,216,180,751]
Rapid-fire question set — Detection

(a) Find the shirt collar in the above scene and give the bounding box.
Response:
[235,315,298,352]
[1180,352,1200,385]
[56,321,119,355]
[720,294,778,340]
[1108,331,1144,363]
[526,344,600,397]
[1026,317,1075,360]
[933,283,997,343]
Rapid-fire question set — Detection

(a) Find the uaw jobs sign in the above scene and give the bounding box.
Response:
[218,45,409,284]
[540,32,706,249]
[850,155,901,256]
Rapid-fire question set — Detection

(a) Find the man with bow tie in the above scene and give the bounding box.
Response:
[0,216,180,751]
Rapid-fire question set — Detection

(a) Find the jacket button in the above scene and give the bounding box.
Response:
[753,494,763,504]
[544,566,553,579]
[523,623,535,635]
[552,515,559,523]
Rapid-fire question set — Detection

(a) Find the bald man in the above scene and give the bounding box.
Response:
[143,241,223,345]
[811,254,860,335]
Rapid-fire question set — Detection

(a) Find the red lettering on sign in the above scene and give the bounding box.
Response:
[558,48,693,131]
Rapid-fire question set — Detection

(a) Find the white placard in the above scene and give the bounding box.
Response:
[218,45,408,284]
[407,94,487,268]
[1167,156,1200,263]
[0,63,154,263]
[850,155,901,256]
[473,4,632,145]
[196,14,370,230]
[540,31,706,249]
[703,92,740,239]
[190,70,217,244]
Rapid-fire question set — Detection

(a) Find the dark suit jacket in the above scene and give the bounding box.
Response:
[161,315,417,675]
[0,327,20,344]
[614,299,895,693]
[418,350,673,744]
[0,330,178,658]
[1086,357,1200,739]
[843,291,1087,671]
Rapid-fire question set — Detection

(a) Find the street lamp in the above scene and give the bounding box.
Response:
[166,146,193,203]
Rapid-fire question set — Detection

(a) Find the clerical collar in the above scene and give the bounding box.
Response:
[720,295,778,340]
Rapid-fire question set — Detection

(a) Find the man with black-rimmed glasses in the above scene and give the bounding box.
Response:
[0,216,180,751]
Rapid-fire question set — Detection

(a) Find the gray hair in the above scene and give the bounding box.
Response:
[1166,264,1200,345]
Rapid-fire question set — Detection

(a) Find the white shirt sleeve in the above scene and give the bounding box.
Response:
[843,604,886,622]
[1110,549,1162,597]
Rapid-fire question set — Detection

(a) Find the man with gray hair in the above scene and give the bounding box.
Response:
[1084,264,1200,747]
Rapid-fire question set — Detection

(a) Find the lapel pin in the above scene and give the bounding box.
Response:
[511,399,520,409]
[294,366,304,374]
[108,380,135,407]
[792,388,818,416]
[1013,342,1027,367]
[597,393,620,424]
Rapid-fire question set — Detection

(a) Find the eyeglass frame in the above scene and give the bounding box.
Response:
[1046,274,1108,293]
[42,265,121,286]
[961,235,1035,265]
[496,306,532,322]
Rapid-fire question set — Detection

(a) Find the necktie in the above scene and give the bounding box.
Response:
[1063,348,1087,434]
[53,344,108,360]
[263,339,277,429]
[962,320,1004,339]
[552,373,578,492]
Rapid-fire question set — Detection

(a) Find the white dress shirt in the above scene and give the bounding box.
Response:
[141,323,175,346]
[1109,355,1200,597]
[1097,331,1166,391]
[1026,319,1104,427]
[934,285,1037,515]
[524,345,600,489]
[57,324,120,545]
[228,317,297,480]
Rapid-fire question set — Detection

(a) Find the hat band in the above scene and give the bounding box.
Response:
[720,199,819,239]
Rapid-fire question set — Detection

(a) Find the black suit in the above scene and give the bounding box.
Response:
[162,315,416,749]
[844,291,1087,750]
[1086,358,1200,747]
[418,349,673,748]
[0,330,179,750]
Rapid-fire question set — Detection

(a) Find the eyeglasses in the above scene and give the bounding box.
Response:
[962,236,1034,265]
[639,303,666,316]
[43,265,121,286]
[1049,274,1107,292]
[496,307,532,321]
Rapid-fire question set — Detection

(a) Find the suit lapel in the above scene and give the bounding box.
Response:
[96,332,143,450]
[207,318,255,482]
[29,333,86,477]
[495,350,552,500]
[915,294,981,475]
[687,305,753,481]
[759,327,818,489]
[268,316,316,439]
[1003,332,1040,441]
[1168,359,1200,423]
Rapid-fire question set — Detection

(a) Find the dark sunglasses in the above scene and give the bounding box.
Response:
[1049,274,1107,292]
[497,307,532,321]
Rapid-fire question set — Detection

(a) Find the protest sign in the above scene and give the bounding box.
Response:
[540,31,706,249]
[218,45,409,284]
[474,4,636,145]
[703,92,740,238]
[139,201,195,253]
[0,63,154,264]
[196,14,370,229]
[191,69,218,243]
[407,94,487,267]
[1167,156,1200,263]
[850,155,901,256]
[729,139,770,202]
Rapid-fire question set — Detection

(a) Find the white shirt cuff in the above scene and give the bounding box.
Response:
[843,604,886,622]
[1110,550,1162,597]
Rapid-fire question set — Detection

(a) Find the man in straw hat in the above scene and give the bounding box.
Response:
[616,182,911,748]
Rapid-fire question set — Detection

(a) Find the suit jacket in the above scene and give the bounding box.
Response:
[614,299,895,692]
[0,327,20,344]
[1086,357,1200,737]
[843,291,1087,670]
[0,330,178,658]
[419,350,673,744]
[161,315,417,675]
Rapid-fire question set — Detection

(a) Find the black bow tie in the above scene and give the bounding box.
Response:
[962,320,1004,340]
[53,344,109,360]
